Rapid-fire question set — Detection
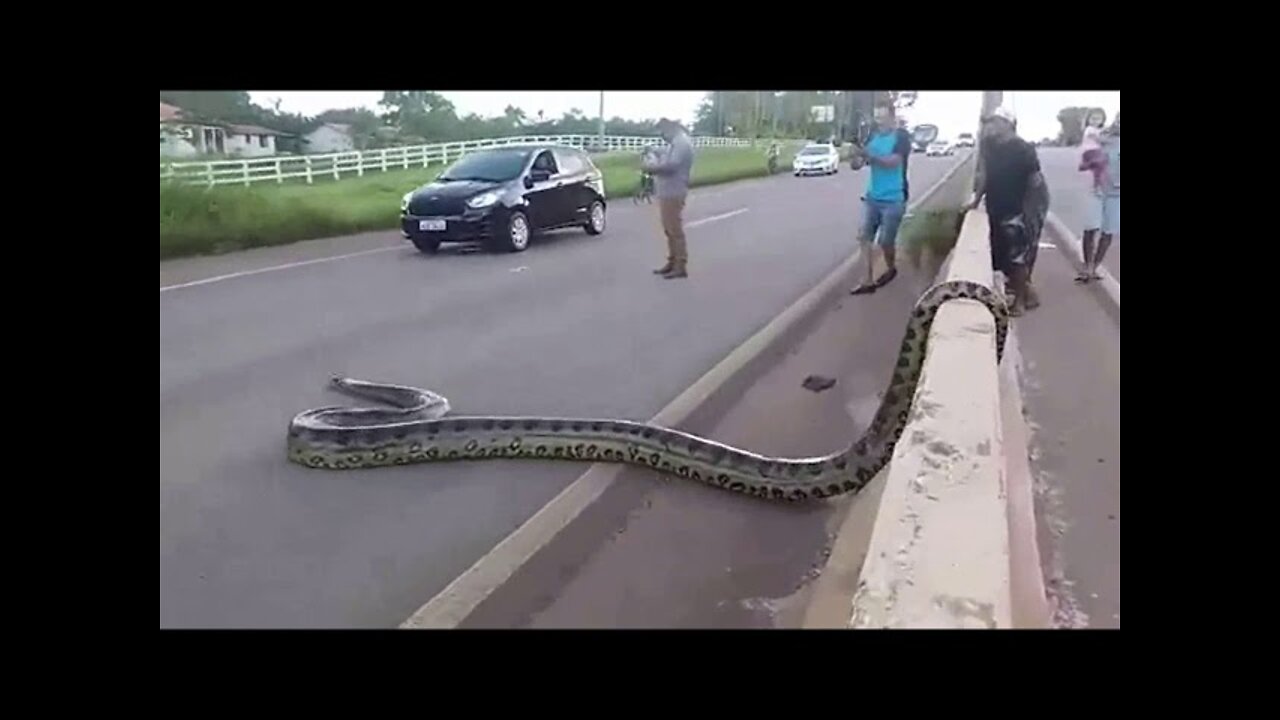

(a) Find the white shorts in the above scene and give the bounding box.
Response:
[1087,193,1120,235]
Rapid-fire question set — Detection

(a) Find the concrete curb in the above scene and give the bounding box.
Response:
[399,155,974,630]
[1044,212,1120,318]
[999,328,1053,628]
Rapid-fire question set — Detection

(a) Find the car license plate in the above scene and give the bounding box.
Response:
[419,219,446,232]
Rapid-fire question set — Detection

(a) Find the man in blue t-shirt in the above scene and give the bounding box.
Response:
[851,104,912,295]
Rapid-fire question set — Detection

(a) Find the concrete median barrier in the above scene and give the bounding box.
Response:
[832,209,1049,629]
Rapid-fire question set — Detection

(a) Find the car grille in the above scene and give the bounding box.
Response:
[408,195,468,217]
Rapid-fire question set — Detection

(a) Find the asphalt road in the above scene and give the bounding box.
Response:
[159,158,957,628]
[1015,235,1121,628]
[1038,148,1120,280]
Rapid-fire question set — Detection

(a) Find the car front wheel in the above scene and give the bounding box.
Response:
[494,210,524,252]
[584,200,606,235]
[494,210,531,253]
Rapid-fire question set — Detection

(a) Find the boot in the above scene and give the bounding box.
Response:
[662,262,688,279]
[653,260,673,275]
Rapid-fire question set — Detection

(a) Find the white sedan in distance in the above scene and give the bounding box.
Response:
[926,141,955,157]
[793,143,840,176]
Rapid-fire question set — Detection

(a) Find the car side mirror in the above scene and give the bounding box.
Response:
[529,169,551,184]
[523,175,535,189]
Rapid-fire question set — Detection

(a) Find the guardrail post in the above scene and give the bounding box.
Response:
[358,152,365,177]
[332,155,340,181]
[305,156,314,185]
[381,148,388,173]
[275,159,283,184]
[206,162,214,187]
[242,160,250,187]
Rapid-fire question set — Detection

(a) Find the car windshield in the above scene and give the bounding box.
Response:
[438,149,531,182]
[800,146,831,156]
[912,125,939,143]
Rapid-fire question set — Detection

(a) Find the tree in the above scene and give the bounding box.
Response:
[890,91,918,110]
[1056,106,1103,146]
[378,91,461,141]
[501,105,527,129]
[160,91,255,125]
[693,96,717,135]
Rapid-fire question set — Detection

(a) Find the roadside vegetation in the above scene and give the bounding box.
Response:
[899,207,966,278]
[160,145,801,259]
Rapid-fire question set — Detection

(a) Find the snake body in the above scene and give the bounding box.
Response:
[288,279,1008,502]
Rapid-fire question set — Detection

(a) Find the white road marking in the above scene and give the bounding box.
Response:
[159,245,404,293]
[160,209,748,294]
[687,208,749,228]
[509,266,529,273]
[1038,242,1056,249]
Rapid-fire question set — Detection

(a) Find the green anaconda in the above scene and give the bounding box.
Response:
[288,279,1008,502]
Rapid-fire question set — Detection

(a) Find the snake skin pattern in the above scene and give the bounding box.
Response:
[288,279,1008,502]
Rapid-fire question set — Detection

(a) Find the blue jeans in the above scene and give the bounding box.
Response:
[1087,192,1120,235]
[861,199,906,248]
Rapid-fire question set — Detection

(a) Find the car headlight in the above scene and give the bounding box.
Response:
[401,192,413,213]
[467,191,500,209]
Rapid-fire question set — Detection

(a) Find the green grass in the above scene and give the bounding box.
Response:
[159,145,802,260]
[898,207,966,276]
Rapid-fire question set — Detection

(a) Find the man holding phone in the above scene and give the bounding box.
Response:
[850,104,913,295]
[643,118,695,279]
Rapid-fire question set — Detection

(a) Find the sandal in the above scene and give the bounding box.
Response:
[850,283,877,295]
[873,267,899,288]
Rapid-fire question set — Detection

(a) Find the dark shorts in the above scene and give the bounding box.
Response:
[990,185,1049,276]
[990,211,1043,276]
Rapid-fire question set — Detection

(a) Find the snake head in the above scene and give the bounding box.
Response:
[329,376,351,389]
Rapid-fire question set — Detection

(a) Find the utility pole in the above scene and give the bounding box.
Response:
[979,91,1003,138]
[747,89,757,137]
[597,91,605,146]
[974,90,1004,196]
[716,91,724,136]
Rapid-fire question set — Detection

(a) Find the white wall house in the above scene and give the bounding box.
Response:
[304,123,355,154]
[223,125,284,157]
[161,101,227,158]
[159,101,287,158]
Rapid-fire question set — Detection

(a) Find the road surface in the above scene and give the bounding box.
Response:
[1039,147,1119,280]
[1016,147,1121,627]
[465,252,934,628]
[159,158,958,628]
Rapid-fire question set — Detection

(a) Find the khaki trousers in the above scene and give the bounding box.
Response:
[658,195,688,266]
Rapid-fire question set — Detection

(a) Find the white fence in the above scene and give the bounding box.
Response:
[159,134,770,188]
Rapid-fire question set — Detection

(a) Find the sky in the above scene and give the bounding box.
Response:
[250,91,707,126]
[249,91,1119,142]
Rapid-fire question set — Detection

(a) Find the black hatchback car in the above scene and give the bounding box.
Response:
[400,145,607,254]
